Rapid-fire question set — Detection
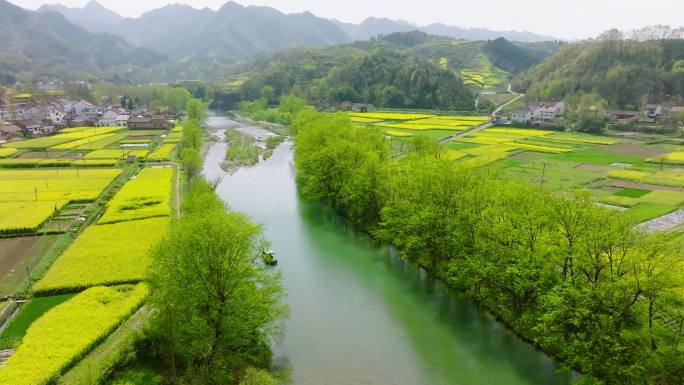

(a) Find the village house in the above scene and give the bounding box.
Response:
[336,102,374,112]
[36,81,64,93]
[69,115,94,127]
[28,106,49,122]
[0,103,31,121]
[0,123,22,139]
[16,120,44,136]
[116,114,129,127]
[44,106,66,125]
[511,109,532,124]
[128,114,168,129]
[608,110,640,123]
[71,100,97,117]
[97,110,118,127]
[646,104,662,119]
[509,101,567,125]
[532,101,567,121]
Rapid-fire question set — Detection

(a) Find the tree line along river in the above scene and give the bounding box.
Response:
[202,115,575,385]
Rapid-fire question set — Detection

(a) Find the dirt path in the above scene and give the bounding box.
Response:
[637,209,684,233]
[492,84,524,116]
[175,163,181,219]
[442,122,493,142]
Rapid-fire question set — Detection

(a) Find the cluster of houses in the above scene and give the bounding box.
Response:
[607,104,684,125]
[0,91,173,140]
[508,101,684,127]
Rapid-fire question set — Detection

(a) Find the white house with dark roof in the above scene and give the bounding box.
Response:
[511,109,533,124]
[97,110,118,127]
[116,114,129,127]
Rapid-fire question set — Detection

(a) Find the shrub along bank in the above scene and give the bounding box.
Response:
[290,104,684,385]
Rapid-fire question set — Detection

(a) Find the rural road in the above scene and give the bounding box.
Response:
[437,86,522,143]
[492,84,525,116]
[396,85,524,154]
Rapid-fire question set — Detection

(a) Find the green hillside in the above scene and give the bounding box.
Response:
[513,38,684,107]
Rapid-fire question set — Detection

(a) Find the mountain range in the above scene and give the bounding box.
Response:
[0,0,166,83]
[0,0,560,83]
[35,1,558,60]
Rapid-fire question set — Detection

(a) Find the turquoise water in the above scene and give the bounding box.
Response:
[203,116,573,385]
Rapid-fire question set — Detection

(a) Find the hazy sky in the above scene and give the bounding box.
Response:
[10,0,684,39]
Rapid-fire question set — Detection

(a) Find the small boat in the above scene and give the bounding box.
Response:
[262,249,277,266]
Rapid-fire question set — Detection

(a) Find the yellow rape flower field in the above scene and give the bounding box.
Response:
[0,169,121,203]
[0,148,17,158]
[98,167,173,224]
[6,127,124,149]
[385,129,414,137]
[0,285,148,385]
[148,143,177,161]
[34,217,169,294]
[0,200,68,233]
[0,168,121,232]
[50,133,117,150]
[347,112,437,120]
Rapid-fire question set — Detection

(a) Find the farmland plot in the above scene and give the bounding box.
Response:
[0,285,148,385]
[98,167,173,224]
[34,218,168,294]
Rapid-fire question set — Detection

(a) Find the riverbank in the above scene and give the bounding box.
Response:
[281,105,683,385]
[202,114,574,385]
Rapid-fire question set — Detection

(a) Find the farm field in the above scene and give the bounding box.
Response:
[98,167,173,224]
[0,293,76,348]
[0,126,172,167]
[0,235,67,296]
[0,284,148,385]
[451,128,684,225]
[34,217,169,294]
[4,127,125,150]
[344,111,491,140]
[0,121,180,384]
[458,54,508,90]
[347,111,684,227]
[0,168,121,233]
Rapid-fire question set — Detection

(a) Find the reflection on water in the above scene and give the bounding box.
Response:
[203,114,574,385]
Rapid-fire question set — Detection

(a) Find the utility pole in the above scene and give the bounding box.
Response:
[540,162,547,189]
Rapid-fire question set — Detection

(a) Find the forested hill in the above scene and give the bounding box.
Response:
[238,33,477,111]
[513,36,684,107]
[0,0,166,83]
[234,32,560,111]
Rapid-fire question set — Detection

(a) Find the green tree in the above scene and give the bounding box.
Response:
[148,182,286,384]
[186,99,207,122]
[180,148,202,177]
[181,120,203,152]
[260,85,275,103]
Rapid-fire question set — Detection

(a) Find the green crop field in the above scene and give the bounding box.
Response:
[0,294,76,348]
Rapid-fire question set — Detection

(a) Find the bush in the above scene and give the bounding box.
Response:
[239,368,277,385]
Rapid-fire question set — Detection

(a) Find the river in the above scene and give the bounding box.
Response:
[203,115,575,385]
